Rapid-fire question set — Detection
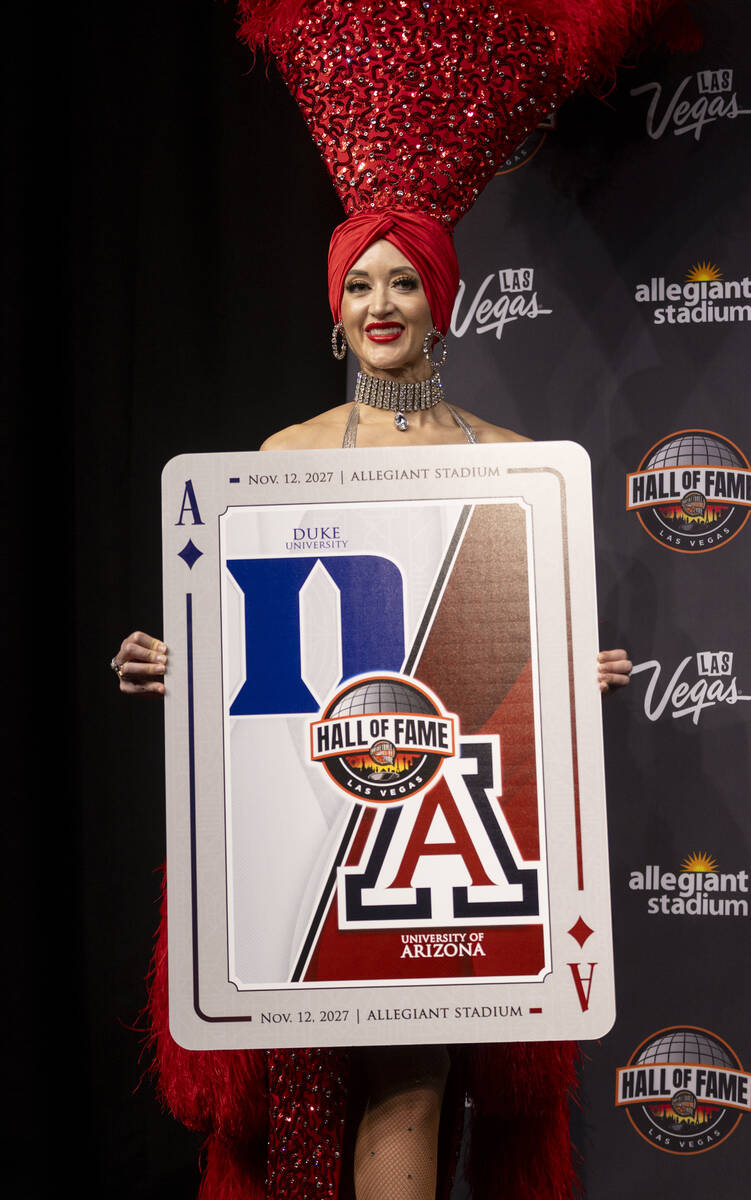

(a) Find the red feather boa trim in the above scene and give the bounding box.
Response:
[235,0,701,67]
[146,868,268,1148]
[466,1040,582,1200]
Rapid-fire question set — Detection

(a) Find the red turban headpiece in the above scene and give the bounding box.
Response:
[327,208,460,336]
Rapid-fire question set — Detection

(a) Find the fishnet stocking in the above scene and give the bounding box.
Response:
[353,1046,450,1200]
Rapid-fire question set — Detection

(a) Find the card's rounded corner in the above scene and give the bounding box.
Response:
[168,1009,213,1052]
[580,1004,617,1043]
[161,453,195,488]
[558,439,593,472]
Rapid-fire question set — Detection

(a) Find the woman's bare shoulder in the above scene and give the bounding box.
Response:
[450,405,531,444]
[260,405,352,451]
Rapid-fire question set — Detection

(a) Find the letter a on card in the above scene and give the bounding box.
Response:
[568,962,596,1012]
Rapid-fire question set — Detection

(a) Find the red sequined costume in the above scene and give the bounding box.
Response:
[147,3,699,1198]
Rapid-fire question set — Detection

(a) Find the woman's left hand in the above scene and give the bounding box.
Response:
[598,648,632,694]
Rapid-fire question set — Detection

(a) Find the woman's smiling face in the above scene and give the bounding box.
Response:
[340,239,434,380]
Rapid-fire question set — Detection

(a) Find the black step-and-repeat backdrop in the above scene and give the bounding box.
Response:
[443,3,750,1194]
[13,1,746,1196]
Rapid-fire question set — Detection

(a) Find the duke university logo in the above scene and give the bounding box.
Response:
[226,554,405,715]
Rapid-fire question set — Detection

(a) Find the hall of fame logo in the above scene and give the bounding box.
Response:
[310,673,456,804]
[616,1026,750,1154]
[626,429,751,552]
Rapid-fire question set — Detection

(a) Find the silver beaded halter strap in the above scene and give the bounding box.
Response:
[342,370,477,446]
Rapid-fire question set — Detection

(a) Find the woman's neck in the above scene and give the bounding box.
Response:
[357,361,433,384]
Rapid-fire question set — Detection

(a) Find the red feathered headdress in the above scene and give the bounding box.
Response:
[236,1,700,320]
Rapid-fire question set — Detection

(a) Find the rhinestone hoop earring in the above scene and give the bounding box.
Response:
[423,327,448,370]
[331,322,348,361]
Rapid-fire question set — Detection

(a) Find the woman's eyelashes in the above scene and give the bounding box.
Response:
[344,274,420,294]
[392,274,419,291]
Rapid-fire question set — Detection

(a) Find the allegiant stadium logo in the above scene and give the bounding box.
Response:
[633,261,751,326]
[626,429,751,553]
[310,673,456,805]
[616,1026,750,1154]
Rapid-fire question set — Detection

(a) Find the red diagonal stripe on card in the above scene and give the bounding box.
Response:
[414,504,531,732]
[477,659,539,862]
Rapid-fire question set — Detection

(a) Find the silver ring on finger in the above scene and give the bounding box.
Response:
[110,656,124,679]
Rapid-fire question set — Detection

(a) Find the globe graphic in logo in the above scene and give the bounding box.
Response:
[643,431,745,473]
[314,675,450,805]
[634,1027,735,1070]
[622,1026,745,1154]
[328,678,438,721]
[633,429,750,553]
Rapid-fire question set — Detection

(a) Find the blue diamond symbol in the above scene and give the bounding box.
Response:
[178,539,203,569]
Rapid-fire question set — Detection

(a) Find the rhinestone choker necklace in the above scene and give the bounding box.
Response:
[353,370,443,431]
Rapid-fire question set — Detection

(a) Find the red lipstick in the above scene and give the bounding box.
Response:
[365,322,404,343]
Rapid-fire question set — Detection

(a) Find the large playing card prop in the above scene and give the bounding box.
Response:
[162,442,614,1048]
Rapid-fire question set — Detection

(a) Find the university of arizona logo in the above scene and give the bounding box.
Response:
[335,735,541,932]
[308,671,542,941]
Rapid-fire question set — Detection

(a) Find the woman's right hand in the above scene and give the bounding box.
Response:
[112,631,168,696]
